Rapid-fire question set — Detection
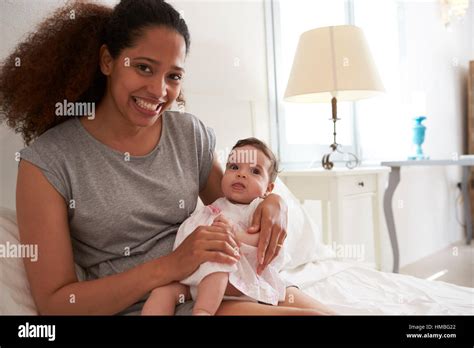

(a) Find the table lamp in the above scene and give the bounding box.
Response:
[284,25,385,170]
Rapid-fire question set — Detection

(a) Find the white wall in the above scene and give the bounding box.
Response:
[168,0,271,156]
[0,0,472,271]
[389,0,473,268]
[0,0,70,211]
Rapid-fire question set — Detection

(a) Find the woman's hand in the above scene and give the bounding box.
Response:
[212,214,242,243]
[247,194,288,275]
[167,216,241,282]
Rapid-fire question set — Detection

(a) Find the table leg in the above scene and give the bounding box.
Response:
[383,166,401,273]
[461,166,473,244]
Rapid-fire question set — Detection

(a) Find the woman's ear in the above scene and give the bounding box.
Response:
[99,44,114,76]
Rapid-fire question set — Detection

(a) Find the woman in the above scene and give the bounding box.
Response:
[0,0,331,315]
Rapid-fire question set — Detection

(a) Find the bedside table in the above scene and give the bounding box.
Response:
[280,166,391,270]
[381,159,474,273]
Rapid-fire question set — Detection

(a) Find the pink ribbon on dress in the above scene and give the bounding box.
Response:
[207,205,221,215]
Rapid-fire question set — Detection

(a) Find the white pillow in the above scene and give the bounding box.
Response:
[0,207,37,314]
[272,178,335,270]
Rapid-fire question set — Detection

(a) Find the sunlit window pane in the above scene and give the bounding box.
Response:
[285,102,353,145]
[354,0,408,160]
[276,0,352,162]
[272,0,402,164]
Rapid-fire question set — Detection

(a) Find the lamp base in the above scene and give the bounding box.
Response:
[321,144,360,170]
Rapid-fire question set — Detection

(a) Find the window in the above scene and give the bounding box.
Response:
[268,0,403,166]
[353,0,407,161]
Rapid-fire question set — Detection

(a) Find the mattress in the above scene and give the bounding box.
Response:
[282,260,474,315]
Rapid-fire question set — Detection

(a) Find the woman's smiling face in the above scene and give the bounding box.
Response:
[102,26,186,127]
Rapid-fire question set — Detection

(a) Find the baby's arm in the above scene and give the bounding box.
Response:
[141,282,190,315]
[212,214,259,247]
[234,226,259,247]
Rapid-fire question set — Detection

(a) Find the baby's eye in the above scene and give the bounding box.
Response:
[228,163,239,170]
[251,168,261,175]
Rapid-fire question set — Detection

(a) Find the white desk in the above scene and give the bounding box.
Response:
[381,159,474,273]
[280,167,391,270]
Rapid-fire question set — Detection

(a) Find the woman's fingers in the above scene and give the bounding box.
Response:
[256,224,279,275]
[213,214,230,224]
[202,251,240,265]
[256,216,272,266]
[201,240,241,259]
[210,222,241,246]
[263,228,286,267]
[211,221,233,233]
[268,232,286,264]
[198,228,240,254]
[264,225,281,264]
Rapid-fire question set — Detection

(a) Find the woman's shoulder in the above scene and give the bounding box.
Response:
[20,119,78,158]
[164,110,204,125]
[164,110,214,139]
[18,118,80,201]
[21,117,80,154]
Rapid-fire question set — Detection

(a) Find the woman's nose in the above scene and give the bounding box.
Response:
[149,76,168,98]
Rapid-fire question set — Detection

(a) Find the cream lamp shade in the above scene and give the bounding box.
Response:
[284,25,384,102]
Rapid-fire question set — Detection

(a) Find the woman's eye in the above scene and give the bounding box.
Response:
[136,64,152,73]
[169,74,183,81]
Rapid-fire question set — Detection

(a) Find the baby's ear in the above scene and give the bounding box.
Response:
[266,182,275,194]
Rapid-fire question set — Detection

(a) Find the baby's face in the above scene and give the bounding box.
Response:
[221,145,274,204]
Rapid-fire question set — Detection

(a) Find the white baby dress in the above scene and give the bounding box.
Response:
[173,197,288,305]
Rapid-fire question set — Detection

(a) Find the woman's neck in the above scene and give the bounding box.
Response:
[80,96,163,156]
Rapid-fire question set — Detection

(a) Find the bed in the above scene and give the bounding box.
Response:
[0,180,472,315]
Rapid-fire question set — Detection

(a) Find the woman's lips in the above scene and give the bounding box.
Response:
[131,96,164,117]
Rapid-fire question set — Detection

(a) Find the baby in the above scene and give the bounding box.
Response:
[142,137,289,315]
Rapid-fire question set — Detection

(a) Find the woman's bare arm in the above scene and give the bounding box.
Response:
[199,152,224,205]
[16,160,174,315]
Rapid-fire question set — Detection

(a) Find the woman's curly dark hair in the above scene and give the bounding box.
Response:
[0,0,190,145]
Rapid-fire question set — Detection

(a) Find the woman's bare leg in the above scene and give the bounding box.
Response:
[278,287,335,315]
[216,300,322,315]
[193,272,229,315]
[215,287,335,315]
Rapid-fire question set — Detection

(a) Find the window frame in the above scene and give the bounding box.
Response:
[265,0,361,168]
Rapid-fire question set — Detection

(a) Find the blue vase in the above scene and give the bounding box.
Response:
[408,116,429,160]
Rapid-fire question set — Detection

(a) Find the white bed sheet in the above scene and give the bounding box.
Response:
[282,260,474,315]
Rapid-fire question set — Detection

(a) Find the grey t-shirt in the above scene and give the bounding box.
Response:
[19,111,216,283]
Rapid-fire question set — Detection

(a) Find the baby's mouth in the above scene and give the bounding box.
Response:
[231,183,246,190]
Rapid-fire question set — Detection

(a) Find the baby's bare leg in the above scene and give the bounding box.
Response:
[142,282,189,315]
[193,272,229,315]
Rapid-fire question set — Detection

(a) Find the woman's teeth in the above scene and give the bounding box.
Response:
[134,97,161,112]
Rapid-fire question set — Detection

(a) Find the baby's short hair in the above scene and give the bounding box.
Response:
[231,137,279,182]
